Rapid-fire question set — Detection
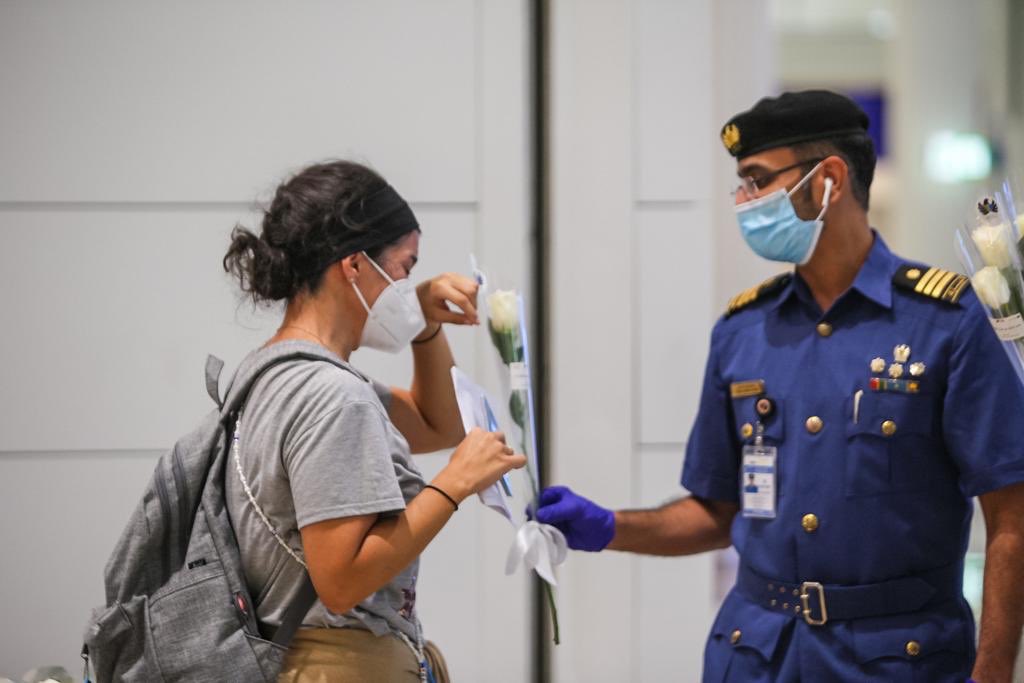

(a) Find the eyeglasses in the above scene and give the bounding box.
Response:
[732,158,826,199]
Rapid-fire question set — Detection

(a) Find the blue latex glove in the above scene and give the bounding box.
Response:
[534,485,615,552]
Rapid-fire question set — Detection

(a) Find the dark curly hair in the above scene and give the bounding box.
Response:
[223,160,407,304]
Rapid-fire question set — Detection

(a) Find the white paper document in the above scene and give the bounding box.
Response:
[450,366,513,522]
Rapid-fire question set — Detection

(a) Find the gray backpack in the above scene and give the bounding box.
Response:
[82,345,352,682]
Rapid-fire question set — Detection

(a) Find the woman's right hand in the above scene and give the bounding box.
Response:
[432,428,527,503]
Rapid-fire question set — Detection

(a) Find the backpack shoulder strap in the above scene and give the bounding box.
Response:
[220,341,362,646]
[265,574,318,646]
[220,341,365,419]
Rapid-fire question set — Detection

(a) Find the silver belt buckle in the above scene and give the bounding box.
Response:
[799,581,828,626]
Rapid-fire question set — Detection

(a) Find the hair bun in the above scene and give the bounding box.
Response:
[222,226,296,302]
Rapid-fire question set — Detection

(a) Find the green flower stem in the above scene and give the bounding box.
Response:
[510,397,560,645]
[543,579,561,645]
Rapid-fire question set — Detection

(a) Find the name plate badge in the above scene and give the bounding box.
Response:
[730,379,765,399]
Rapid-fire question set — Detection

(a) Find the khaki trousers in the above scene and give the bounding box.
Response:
[278,628,450,683]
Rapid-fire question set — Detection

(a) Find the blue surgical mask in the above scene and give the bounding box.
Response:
[735,163,833,265]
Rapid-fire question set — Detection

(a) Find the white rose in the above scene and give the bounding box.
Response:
[487,289,519,333]
[972,266,1011,309]
[971,222,1014,269]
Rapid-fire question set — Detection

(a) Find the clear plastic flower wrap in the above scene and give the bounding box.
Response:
[954,181,1024,385]
[472,256,563,644]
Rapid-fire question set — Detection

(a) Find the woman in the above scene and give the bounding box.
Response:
[222,160,524,682]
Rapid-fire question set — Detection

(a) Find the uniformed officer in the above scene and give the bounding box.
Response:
[537,90,1024,681]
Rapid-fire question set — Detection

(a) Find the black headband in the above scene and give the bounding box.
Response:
[308,184,420,276]
[343,184,420,253]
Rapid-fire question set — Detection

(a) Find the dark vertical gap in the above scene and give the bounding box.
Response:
[529,1,551,682]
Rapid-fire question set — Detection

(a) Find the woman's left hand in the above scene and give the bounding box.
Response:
[416,273,480,329]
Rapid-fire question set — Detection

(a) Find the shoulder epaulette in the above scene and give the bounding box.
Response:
[726,273,792,317]
[893,264,969,304]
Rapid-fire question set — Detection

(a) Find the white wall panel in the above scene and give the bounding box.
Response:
[0,452,161,678]
[0,1,476,203]
[473,1,534,677]
[0,205,475,453]
[634,0,713,202]
[0,206,274,452]
[632,444,717,681]
[637,203,713,445]
[550,1,636,680]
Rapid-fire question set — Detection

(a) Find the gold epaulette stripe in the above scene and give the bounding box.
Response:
[896,264,968,305]
[914,267,940,294]
[927,270,957,298]
[726,274,790,316]
[941,274,970,302]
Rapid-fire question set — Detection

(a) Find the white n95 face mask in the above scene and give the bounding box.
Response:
[351,252,427,353]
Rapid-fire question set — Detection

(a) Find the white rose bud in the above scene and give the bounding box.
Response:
[971,221,1014,269]
[972,266,1011,309]
[487,290,519,333]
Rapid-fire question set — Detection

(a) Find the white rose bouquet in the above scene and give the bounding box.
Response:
[955,195,1024,384]
[473,262,564,645]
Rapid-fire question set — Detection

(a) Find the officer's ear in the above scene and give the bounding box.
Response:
[819,155,849,206]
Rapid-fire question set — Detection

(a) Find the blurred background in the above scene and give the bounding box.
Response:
[1,0,1021,680]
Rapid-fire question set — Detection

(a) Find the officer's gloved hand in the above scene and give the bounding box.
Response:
[534,485,615,552]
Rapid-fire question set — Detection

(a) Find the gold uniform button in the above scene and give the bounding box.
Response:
[741,422,754,439]
[731,629,742,645]
[805,416,824,434]
[905,640,921,657]
[816,322,833,337]
[802,513,819,533]
[881,420,897,437]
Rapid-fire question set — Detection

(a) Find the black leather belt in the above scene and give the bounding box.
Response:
[736,562,963,626]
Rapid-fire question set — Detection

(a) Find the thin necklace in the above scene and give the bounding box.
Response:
[277,324,331,350]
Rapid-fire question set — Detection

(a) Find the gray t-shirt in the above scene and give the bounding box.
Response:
[225,340,425,640]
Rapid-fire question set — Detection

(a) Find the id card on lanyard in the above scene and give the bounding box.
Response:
[741,444,777,519]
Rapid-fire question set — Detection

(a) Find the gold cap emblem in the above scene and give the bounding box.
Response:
[721,124,741,153]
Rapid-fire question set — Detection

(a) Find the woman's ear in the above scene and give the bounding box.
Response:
[338,253,361,283]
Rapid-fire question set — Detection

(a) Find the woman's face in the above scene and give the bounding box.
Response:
[356,230,421,305]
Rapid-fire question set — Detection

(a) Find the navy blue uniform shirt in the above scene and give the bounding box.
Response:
[683,233,1024,681]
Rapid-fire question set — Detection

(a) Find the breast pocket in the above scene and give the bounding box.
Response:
[844,391,937,498]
